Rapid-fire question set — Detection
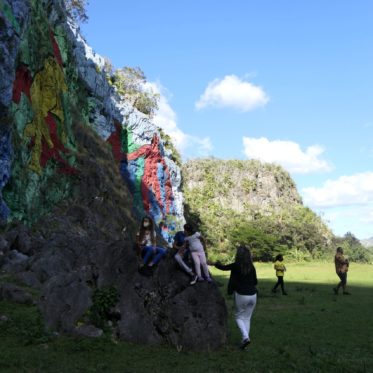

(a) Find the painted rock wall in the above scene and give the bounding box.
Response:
[0,0,184,231]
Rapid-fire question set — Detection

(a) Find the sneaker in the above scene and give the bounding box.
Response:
[271,288,276,294]
[343,291,351,295]
[190,275,198,285]
[139,266,152,277]
[197,277,204,282]
[240,338,251,350]
[333,287,338,295]
[206,277,212,283]
[282,292,288,295]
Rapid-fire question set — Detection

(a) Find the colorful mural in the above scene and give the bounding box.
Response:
[1,0,78,223]
[13,57,76,174]
[1,0,183,229]
[107,122,176,224]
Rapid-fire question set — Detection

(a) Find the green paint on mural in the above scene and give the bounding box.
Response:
[10,97,33,136]
[133,156,145,214]
[54,25,69,65]
[122,125,145,215]
[122,126,140,153]
[0,0,21,34]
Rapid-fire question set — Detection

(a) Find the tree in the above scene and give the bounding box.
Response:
[228,222,278,261]
[64,0,89,23]
[334,232,372,263]
[112,67,160,117]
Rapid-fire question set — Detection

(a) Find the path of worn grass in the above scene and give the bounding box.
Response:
[0,262,372,372]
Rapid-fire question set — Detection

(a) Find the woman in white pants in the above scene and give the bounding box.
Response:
[214,246,258,349]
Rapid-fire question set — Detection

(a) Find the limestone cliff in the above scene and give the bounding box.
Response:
[0,0,183,231]
[183,158,302,215]
[0,0,227,349]
[183,158,333,261]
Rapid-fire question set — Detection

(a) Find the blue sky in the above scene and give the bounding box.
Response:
[81,0,373,240]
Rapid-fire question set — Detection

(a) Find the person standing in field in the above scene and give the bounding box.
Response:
[333,247,350,295]
[271,254,288,295]
[214,246,258,350]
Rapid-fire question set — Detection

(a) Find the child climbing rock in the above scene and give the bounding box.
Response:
[183,223,211,284]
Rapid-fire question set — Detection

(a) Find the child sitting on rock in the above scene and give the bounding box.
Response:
[173,230,197,284]
[136,216,166,275]
[183,223,211,285]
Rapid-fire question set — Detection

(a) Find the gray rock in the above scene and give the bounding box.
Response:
[74,324,103,338]
[116,253,227,350]
[15,271,42,289]
[39,271,92,332]
[13,230,32,255]
[0,236,9,251]
[0,283,33,304]
[0,314,9,322]
[2,249,29,273]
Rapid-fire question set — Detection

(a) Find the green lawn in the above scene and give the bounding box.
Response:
[0,262,372,373]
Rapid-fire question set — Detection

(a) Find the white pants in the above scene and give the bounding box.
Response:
[174,253,193,274]
[234,292,257,341]
[191,250,210,278]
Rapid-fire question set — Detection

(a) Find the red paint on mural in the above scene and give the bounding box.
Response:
[12,64,32,104]
[49,29,63,66]
[40,113,77,174]
[125,134,173,215]
[106,121,123,161]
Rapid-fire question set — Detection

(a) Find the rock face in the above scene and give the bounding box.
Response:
[0,0,30,220]
[183,158,302,214]
[0,121,228,349]
[117,254,227,350]
[0,0,184,230]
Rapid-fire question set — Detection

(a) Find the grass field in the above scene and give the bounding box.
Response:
[0,262,372,373]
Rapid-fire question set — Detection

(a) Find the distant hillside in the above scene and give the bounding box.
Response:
[182,158,334,261]
[361,237,373,248]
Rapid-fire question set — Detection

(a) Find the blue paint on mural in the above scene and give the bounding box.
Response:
[148,186,163,224]
[157,162,166,214]
[0,130,11,220]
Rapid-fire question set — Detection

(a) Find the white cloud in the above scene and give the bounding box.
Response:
[195,75,269,112]
[147,82,213,158]
[242,137,332,174]
[317,206,373,239]
[360,209,373,224]
[302,172,373,208]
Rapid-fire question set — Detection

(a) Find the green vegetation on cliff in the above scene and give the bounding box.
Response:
[182,158,334,262]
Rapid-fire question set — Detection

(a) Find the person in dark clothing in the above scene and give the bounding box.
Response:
[173,230,197,284]
[214,245,258,350]
[333,247,350,295]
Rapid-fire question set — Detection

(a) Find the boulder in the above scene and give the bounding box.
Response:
[0,283,33,304]
[116,251,227,350]
[38,271,92,332]
[33,238,228,350]
[2,249,29,273]
[74,324,103,338]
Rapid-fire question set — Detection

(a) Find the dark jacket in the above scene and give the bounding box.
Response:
[215,262,258,296]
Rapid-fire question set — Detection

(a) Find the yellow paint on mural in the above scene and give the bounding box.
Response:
[24,57,67,174]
